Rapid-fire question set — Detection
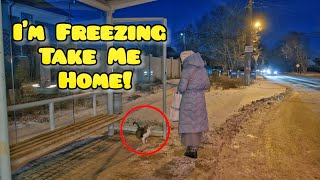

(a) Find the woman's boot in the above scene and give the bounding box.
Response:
[184,146,198,159]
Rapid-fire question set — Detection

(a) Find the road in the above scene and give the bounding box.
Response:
[266,74,320,91]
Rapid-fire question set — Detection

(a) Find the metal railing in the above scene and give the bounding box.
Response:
[7,91,105,131]
[7,90,167,144]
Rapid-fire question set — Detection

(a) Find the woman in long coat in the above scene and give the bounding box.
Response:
[178,51,210,158]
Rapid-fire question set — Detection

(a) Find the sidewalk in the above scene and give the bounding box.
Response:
[206,78,287,126]
[213,89,320,179]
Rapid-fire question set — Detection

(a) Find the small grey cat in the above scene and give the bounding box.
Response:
[133,122,151,144]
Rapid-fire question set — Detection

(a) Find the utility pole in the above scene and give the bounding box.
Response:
[106,11,114,115]
[244,0,253,86]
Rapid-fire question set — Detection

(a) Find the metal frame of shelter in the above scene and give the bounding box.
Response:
[112,17,168,139]
[0,1,12,179]
[0,0,167,179]
[78,0,168,138]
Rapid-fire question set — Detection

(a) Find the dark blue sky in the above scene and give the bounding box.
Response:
[114,0,320,57]
[257,0,320,57]
[114,0,224,32]
[50,0,320,57]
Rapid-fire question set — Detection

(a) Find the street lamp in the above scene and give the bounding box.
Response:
[254,21,261,28]
[254,21,263,32]
[252,21,263,77]
[180,32,186,51]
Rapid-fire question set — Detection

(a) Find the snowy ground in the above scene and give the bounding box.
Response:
[288,72,320,78]
[13,77,292,179]
[214,75,320,179]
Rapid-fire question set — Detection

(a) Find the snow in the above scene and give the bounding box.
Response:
[13,77,290,179]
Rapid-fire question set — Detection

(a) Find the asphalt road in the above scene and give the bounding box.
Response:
[265,74,320,91]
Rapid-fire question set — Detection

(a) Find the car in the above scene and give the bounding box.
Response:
[261,68,278,76]
[229,70,238,78]
[250,71,257,79]
[238,71,245,77]
[205,65,214,75]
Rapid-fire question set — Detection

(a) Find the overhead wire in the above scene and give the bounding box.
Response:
[253,0,298,16]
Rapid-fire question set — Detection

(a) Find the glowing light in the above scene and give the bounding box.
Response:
[47,85,57,89]
[255,21,261,28]
[267,69,271,75]
[32,84,40,88]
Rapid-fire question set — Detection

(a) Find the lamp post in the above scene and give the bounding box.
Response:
[180,32,186,51]
[253,20,263,77]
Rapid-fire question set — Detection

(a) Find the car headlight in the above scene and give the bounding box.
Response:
[266,69,271,74]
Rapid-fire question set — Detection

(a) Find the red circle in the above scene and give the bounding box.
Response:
[120,105,171,156]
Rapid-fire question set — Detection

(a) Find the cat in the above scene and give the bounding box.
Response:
[133,122,151,144]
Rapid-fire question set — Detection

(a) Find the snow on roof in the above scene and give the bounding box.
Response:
[78,0,156,12]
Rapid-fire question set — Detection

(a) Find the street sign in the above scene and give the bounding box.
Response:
[245,46,254,53]
[296,64,300,68]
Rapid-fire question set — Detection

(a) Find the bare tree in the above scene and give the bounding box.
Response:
[174,1,267,72]
[281,32,308,73]
[179,3,248,70]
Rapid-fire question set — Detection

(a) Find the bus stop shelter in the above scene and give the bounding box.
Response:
[0,0,168,179]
